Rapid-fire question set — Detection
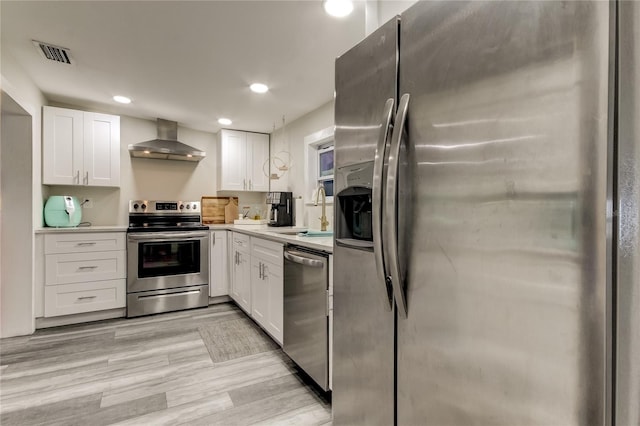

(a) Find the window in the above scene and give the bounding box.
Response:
[317,144,334,197]
[304,126,335,204]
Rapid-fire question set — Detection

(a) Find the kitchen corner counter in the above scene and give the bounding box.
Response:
[208,225,333,253]
[35,225,128,234]
[34,225,333,251]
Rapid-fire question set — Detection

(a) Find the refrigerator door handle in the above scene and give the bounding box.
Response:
[385,93,410,318]
[372,98,395,311]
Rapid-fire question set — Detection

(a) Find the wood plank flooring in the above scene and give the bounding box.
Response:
[0,303,332,425]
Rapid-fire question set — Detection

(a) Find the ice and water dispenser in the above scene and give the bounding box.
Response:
[335,161,375,250]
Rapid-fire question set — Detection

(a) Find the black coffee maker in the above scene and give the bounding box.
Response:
[267,192,293,227]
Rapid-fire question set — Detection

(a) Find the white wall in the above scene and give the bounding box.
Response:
[1,52,47,229]
[269,100,335,229]
[270,100,334,197]
[378,0,418,24]
[0,51,46,337]
[46,112,265,226]
[365,0,418,35]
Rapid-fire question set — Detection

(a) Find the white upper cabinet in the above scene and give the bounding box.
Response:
[217,130,247,191]
[217,129,269,192]
[247,132,270,192]
[43,106,120,187]
[42,107,83,185]
[83,112,120,186]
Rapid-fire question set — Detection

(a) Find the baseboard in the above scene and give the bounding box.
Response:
[35,308,126,329]
[208,295,232,304]
[34,297,232,330]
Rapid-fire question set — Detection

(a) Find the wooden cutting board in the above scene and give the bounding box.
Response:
[201,196,238,224]
[224,198,238,224]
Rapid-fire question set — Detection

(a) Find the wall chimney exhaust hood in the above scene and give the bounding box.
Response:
[128,119,206,162]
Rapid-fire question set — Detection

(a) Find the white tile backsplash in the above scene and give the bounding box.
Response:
[305,204,334,231]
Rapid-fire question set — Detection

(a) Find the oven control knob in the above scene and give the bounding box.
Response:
[133,203,139,210]
[141,203,147,210]
[186,204,191,209]
[179,204,184,210]
[192,204,197,210]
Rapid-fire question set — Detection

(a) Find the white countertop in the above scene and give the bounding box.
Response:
[209,224,333,253]
[34,224,333,253]
[35,225,128,233]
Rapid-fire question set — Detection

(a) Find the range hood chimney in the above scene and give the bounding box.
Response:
[128,119,206,162]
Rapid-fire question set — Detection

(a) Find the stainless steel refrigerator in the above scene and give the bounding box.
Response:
[332,1,639,425]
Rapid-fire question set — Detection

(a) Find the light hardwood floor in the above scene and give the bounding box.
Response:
[0,303,332,425]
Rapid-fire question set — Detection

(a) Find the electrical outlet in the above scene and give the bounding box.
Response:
[83,199,94,209]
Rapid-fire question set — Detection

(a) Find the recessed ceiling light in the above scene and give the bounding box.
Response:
[323,0,353,17]
[250,83,269,94]
[218,118,232,125]
[113,95,131,104]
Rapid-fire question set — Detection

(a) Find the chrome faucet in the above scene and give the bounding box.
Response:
[314,184,330,232]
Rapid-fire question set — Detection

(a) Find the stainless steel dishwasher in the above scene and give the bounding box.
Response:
[283,245,330,391]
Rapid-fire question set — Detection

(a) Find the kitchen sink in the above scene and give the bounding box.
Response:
[264,228,307,235]
[264,228,333,237]
[296,230,333,237]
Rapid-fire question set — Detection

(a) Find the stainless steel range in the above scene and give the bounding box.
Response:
[126,200,209,317]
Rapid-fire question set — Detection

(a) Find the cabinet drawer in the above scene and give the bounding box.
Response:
[232,232,251,249]
[44,279,125,317]
[45,232,125,254]
[252,237,283,265]
[45,250,126,285]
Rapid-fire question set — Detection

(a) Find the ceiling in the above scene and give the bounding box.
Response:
[1,1,368,134]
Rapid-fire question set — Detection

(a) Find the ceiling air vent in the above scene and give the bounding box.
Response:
[32,40,73,65]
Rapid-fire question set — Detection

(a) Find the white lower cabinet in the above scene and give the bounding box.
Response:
[43,232,126,317]
[251,257,268,322]
[262,260,284,345]
[229,232,284,345]
[209,230,229,297]
[251,238,284,345]
[230,232,252,313]
[45,251,126,285]
[45,280,125,317]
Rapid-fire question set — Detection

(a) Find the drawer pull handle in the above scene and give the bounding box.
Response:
[77,296,97,300]
[76,242,97,246]
[78,266,98,270]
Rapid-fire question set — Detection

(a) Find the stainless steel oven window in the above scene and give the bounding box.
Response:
[137,239,200,278]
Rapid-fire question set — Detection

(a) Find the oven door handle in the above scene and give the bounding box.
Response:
[127,231,209,241]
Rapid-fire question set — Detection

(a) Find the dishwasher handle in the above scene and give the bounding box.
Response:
[284,250,325,268]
